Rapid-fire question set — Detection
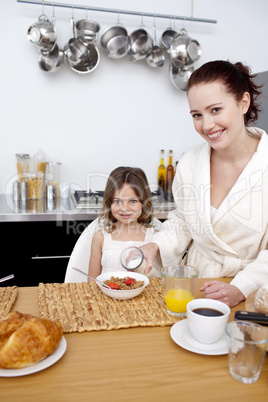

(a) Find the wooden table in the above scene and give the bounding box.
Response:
[1,279,267,402]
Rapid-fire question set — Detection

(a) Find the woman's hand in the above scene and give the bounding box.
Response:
[200,280,245,308]
[139,242,159,274]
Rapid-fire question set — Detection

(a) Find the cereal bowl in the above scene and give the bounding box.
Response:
[96,271,149,300]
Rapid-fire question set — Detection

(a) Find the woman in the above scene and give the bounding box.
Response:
[143,60,268,307]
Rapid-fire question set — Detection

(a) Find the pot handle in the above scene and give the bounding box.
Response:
[71,16,75,38]
[113,11,124,27]
[179,28,188,36]
[52,5,56,27]
[38,14,49,22]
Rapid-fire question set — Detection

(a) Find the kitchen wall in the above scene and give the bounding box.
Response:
[1,0,268,195]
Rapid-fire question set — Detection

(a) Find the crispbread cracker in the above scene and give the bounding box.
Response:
[0,287,18,318]
[38,279,180,333]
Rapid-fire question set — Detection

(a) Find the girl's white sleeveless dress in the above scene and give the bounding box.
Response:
[101,227,161,278]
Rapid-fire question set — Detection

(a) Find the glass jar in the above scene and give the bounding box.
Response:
[34,148,47,174]
[46,162,61,197]
[25,173,45,199]
[15,154,30,181]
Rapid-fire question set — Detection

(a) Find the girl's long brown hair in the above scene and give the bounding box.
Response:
[99,166,153,233]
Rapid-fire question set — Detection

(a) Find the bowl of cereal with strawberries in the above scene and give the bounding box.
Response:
[96,271,149,300]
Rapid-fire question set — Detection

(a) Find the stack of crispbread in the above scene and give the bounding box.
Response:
[0,287,18,318]
[38,279,180,333]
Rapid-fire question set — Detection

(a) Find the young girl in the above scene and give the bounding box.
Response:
[88,166,161,278]
[142,60,268,307]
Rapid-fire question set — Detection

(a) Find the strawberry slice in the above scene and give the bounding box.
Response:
[124,278,136,286]
[107,282,120,290]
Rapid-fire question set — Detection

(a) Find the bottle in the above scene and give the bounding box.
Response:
[158,149,166,195]
[175,161,178,175]
[166,150,174,197]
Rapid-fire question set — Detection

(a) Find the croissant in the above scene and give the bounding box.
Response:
[0,311,63,369]
[254,285,268,314]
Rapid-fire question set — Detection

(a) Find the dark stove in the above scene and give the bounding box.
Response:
[73,190,176,211]
[73,190,104,209]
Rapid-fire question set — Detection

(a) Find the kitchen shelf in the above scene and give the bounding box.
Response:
[17,0,217,24]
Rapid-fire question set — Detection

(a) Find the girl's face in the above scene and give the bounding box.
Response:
[187,81,250,152]
[111,183,143,226]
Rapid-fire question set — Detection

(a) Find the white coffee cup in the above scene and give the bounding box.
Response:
[187,298,230,344]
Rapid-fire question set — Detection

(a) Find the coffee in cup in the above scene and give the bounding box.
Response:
[187,298,230,344]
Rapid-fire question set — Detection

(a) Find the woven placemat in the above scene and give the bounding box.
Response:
[0,287,18,318]
[38,279,180,333]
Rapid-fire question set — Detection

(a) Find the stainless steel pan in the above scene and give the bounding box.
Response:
[160,27,178,53]
[68,42,100,75]
[64,17,99,74]
[39,44,64,72]
[170,29,201,67]
[128,28,152,61]
[75,19,101,43]
[64,17,88,65]
[101,26,130,59]
[27,14,57,53]
[146,25,165,68]
[170,63,194,91]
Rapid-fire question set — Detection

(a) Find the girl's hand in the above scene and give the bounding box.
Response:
[139,242,159,274]
[200,280,245,308]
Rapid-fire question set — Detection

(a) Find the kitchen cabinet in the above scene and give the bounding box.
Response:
[0,194,172,287]
[0,220,90,287]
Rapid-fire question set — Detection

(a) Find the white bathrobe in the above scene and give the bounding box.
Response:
[154,127,268,298]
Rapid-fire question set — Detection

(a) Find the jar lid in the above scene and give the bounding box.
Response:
[15,153,30,159]
[25,173,45,180]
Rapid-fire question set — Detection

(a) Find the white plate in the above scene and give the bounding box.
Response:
[170,320,228,355]
[0,337,67,377]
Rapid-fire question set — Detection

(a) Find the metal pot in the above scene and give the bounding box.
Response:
[101,26,130,59]
[128,28,153,61]
[170,29,201,67]
[169,63,194,91]
[64,38,89,67]
[39,44,64,72]
[146,25,165,68]
[160,28,178,53]
[64,17,99,74]
[75,19,101,43]
[64,17,89,66]
[27,14,57,53]
[68,42,100,75]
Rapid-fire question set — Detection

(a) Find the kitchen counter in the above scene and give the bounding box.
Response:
[0,194,175,222]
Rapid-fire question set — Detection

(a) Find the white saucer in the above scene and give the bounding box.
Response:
[0,337,67,377]
[170,319,228,355]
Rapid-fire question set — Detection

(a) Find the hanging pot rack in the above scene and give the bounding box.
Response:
[17,0,217,24]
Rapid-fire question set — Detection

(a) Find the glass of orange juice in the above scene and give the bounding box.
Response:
[160,265,199,317]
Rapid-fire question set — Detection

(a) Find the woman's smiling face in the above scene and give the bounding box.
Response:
[187,81,250,152]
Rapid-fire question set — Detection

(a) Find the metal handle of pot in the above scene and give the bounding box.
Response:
[152,24,156,46]
[38,13,49,22]
[71,16,75,38]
